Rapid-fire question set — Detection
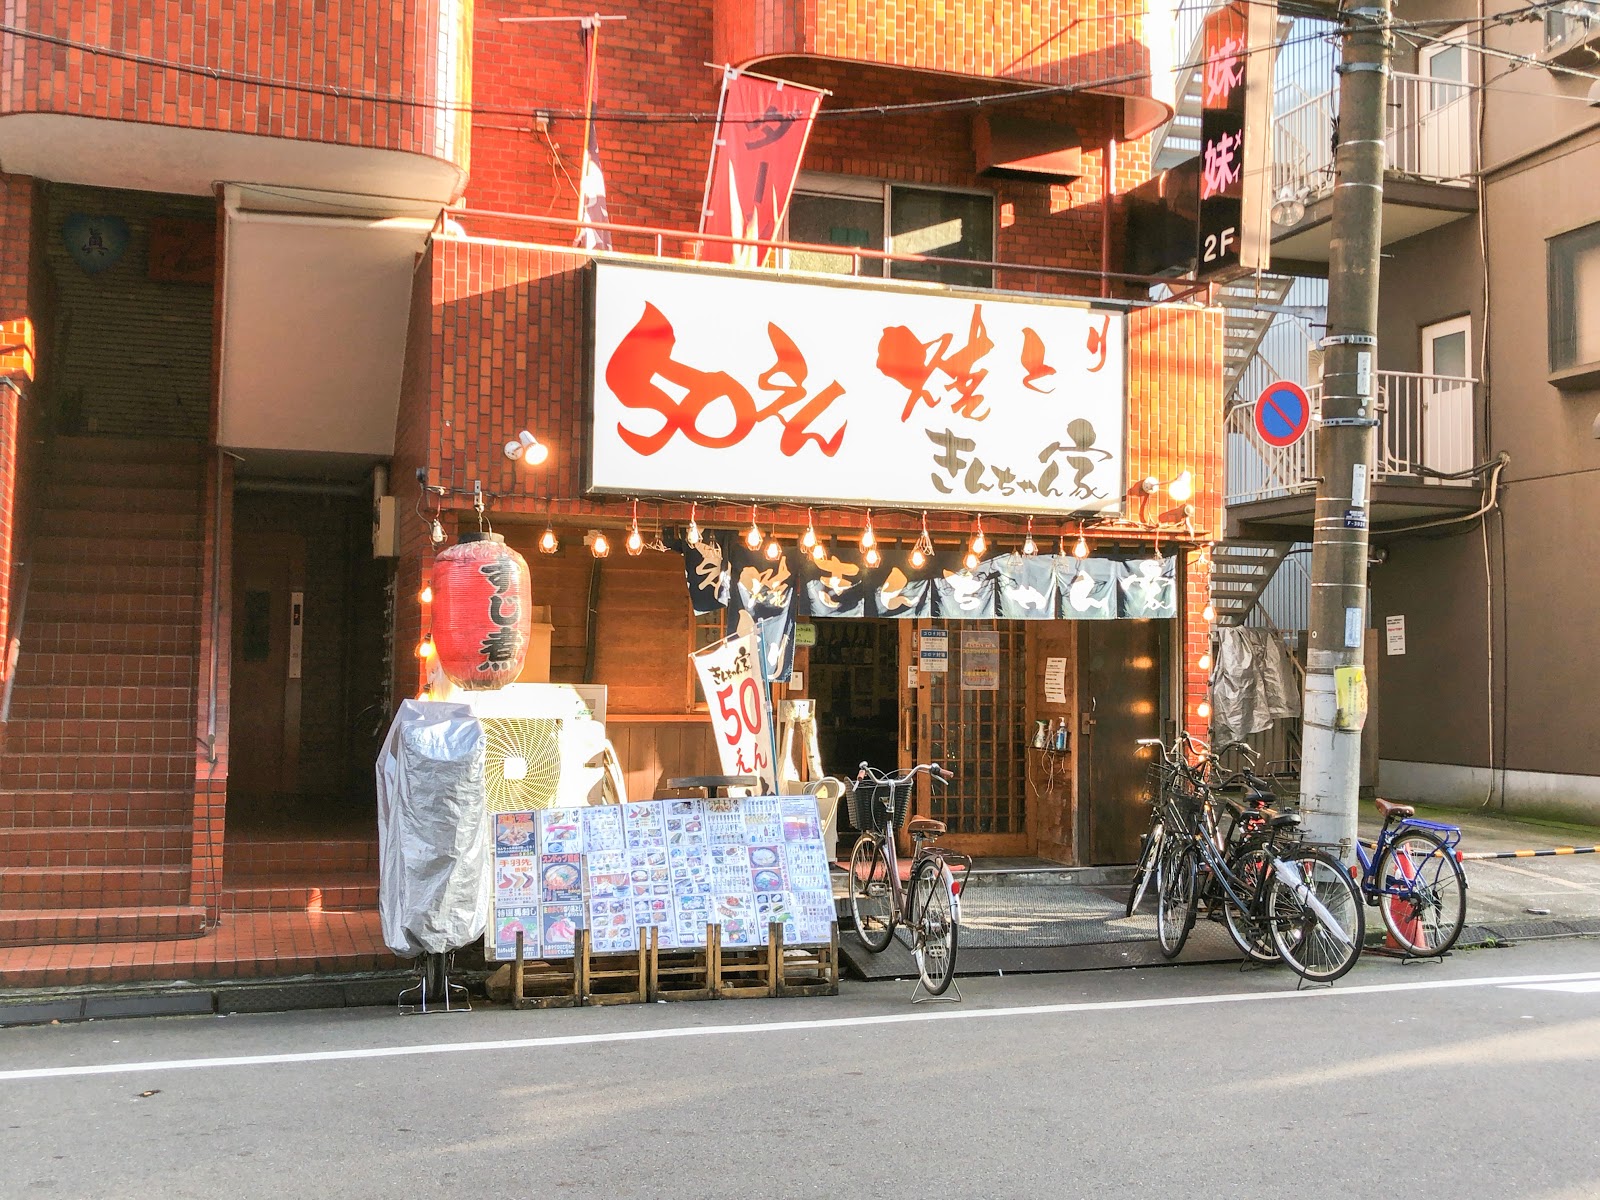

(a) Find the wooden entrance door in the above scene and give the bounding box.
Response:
[230,532,305,796]
[903,619,1031,856]
[1080,620,1165,865]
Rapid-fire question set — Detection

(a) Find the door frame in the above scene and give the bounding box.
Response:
[1420,313,1474,479]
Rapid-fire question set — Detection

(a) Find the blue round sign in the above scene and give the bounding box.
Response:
[1254,381,1311,448]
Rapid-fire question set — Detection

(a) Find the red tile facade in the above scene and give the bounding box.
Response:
[0,0,473,178]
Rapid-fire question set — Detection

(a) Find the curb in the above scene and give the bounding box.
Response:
[0,970,419,1029]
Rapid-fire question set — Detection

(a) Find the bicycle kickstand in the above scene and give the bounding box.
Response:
[910,977,964,1004]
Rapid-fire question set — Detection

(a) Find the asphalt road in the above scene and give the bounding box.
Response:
[4,939,1600,1200]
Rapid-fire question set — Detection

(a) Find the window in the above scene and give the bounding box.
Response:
[1548,221,1600,377]
[688,607,724,709]
[785,175,995,288]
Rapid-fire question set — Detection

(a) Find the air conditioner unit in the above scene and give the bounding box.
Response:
[1544,2,1600,66]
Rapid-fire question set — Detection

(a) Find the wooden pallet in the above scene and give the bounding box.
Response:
[772,922,840,998]
[508,930,581,1010]
[582,930,649,1006]
[649,925,717,1002]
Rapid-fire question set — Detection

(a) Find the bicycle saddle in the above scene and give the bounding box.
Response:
[1374,797,1415,820]
[908,817,947,835]
[1267,811,1302,829]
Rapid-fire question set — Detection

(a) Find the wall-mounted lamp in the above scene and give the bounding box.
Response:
[503,430,550,467]
[1270,185,1306,227]
[1141,470,1193,503]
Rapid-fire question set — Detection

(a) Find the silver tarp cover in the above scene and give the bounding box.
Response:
[376,700,490,957]
[1210,627,1300,743]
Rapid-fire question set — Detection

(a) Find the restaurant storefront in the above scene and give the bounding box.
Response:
[401,250,1222,866]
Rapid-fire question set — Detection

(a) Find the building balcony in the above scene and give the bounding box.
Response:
[1266,73,1477,267]
[0,0,471,203]
[1225,370,1483,534]
[712,0,1173,139]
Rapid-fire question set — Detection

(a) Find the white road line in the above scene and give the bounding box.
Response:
[1502,980,1600,993]
[5,968,1600,1084]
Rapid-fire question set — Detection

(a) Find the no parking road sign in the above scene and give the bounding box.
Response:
[1254,381,1312,448]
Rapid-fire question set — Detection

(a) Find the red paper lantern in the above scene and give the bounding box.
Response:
[431,532,532,689]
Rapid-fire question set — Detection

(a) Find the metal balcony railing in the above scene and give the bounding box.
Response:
[1271,71,1475,207]
[1225,370,1477,505]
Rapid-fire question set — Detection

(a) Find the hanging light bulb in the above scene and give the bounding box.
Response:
[910,514,933,569]
[1198,652,1213,672]
[685,503,701,548]
[860,510,876,551]
[970,516,986,557]
[963,549,979,571]
[418,583,433,605]
[764,535,782,560]
[1168,470,1193,503]
[1072,526,1090,559]
[1197,701,1212,719]
[1022,517,1037,557]
[592,532,611,559]
[430,519,446,546]
[801,509,818,550]
[626,501,644,556]
[745,506,762,550]
[864,545,880,568]
[416,636,436,660]
[539,526,559,554]
[810,539,826,563]
[1203,601,1217,623]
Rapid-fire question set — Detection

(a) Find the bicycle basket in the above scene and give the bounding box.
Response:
[1147,762,1204,815]
[847,780,913,832]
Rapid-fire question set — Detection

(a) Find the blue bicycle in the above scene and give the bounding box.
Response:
[1356,799,1468,957]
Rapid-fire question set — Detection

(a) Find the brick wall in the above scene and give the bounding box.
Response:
[466,0,1154,275]
[0,0,472,178]
[0,173,39,686]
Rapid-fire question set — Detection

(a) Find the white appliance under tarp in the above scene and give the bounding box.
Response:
[376,700,491,958]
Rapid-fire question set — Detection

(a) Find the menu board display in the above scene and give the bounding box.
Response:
[488,796,836,961]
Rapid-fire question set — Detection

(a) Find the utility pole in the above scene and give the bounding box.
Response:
[1298,0,1392,856]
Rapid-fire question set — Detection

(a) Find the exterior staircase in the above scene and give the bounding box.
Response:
[0,437,208,946]
[1210,540,1295,627]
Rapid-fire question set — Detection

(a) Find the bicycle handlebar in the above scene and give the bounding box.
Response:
[857,761,953,785]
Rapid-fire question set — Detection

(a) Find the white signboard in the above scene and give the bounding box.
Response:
[589,261,1127,514]
[918,628,949,673]
[1385,614,1406,655]
[690,632,776,790]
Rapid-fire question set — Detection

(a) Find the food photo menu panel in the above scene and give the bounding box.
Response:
[487,796,836,960]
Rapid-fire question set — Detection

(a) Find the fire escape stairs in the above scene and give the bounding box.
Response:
[1210,540,1296,627]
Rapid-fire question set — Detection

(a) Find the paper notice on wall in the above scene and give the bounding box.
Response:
[1386,614,1406,656]
[1044,657,1068,705]
[919,628,949,673]
[961,631,1000,691]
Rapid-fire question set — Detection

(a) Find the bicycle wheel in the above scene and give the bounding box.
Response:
[911,859,959,996]
[1221,841,1279,964]
[1376,829,1467,956]
[1268,847,1365,983]
[1155,841,1198,959]
[848,835,896,952]
[1125,820,1163,917]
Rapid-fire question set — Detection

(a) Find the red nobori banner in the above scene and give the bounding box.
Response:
[589,261,1127,516]
[698,70,824,266]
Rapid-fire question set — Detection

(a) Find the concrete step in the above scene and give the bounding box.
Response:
[0,789,194,829]
[24,619,201,657]
[12,652,198,691]
[44,458,204,489]
[30,535,204,571]
[226,838,379,878]
[222,873,379,913]
[5,684,195,723]
[0,823,192,866]
[44,482,201,515]
[0,751,196,791]
[0,864,191,908]
[24,588,200,625]
[4,717,194,756]
[0,903,206,947]
[28,561,201,597]
[36,509,201,541]
[49,436,206,466]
